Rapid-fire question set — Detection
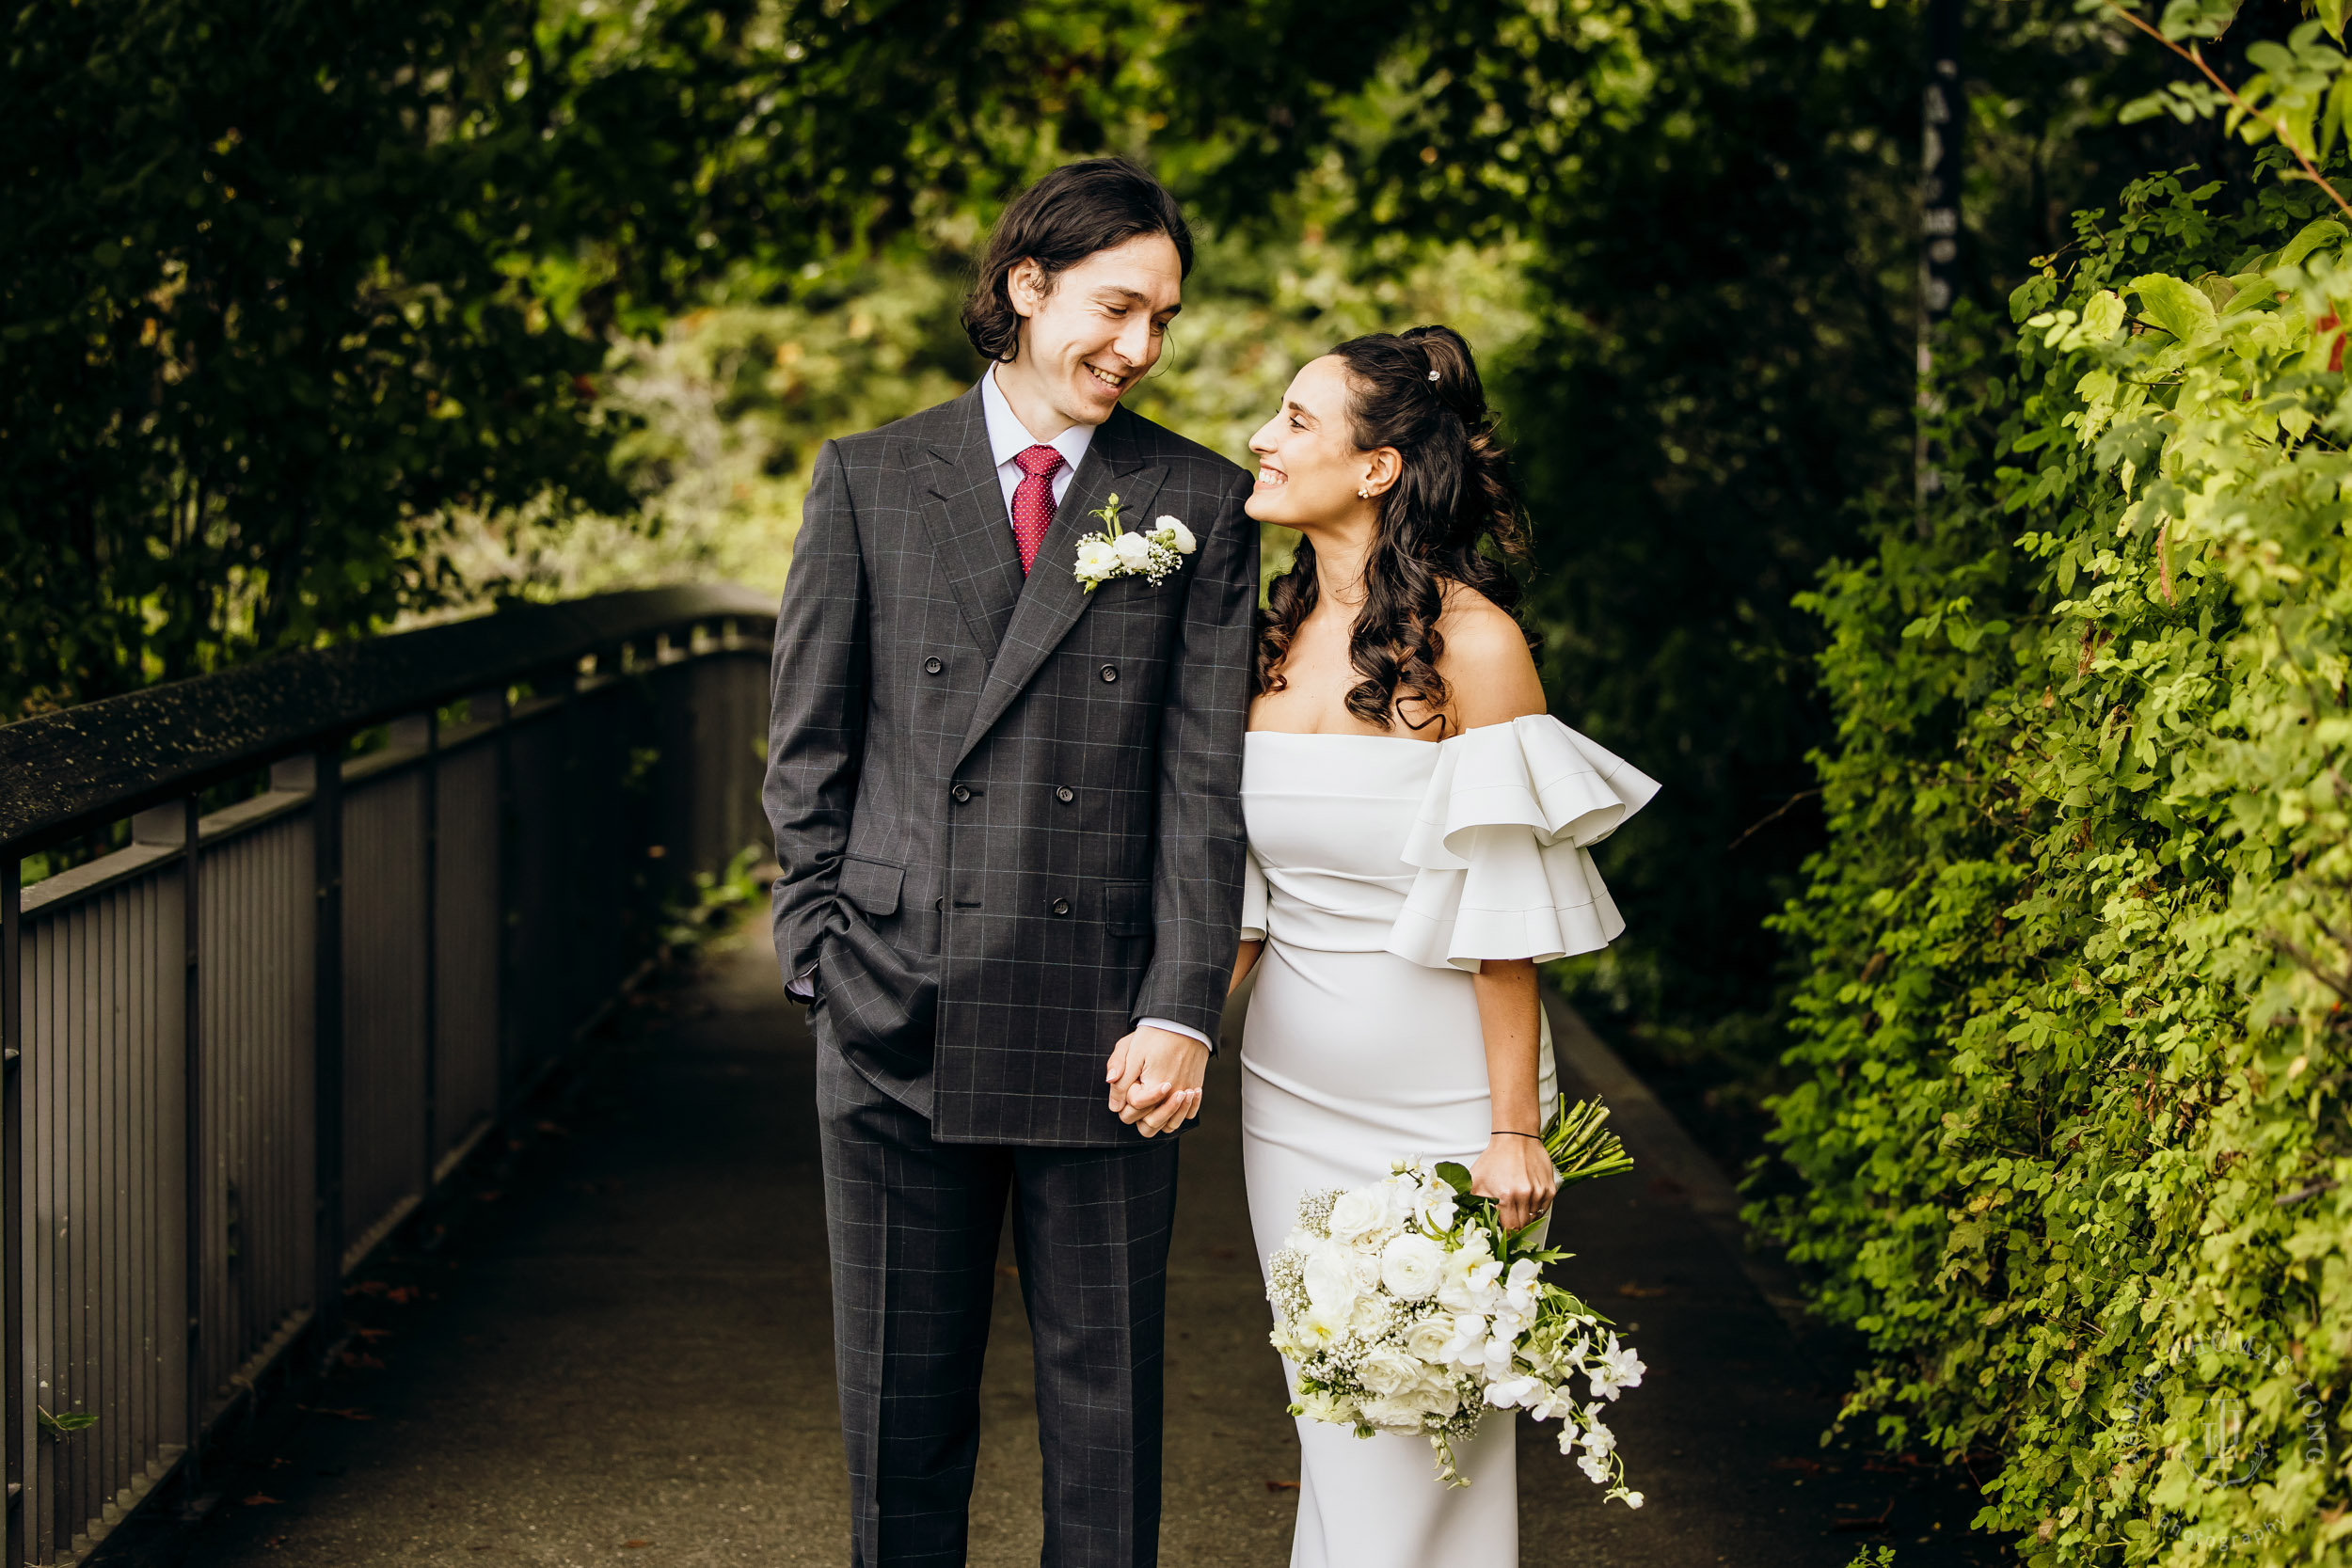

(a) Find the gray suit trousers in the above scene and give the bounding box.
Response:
[817,1041,1182,1568]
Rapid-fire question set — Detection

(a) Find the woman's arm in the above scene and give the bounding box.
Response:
[1230,939,1263,995]
[1467,958,1557,1229]
[1438,587,1558,1228]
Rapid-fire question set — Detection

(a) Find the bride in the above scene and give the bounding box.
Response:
[1207,325,1656,1566]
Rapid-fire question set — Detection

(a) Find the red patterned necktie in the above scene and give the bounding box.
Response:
[1009,444,1064,576]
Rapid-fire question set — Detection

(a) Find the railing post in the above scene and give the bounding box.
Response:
[279,750,345,1360]
[132,800,205,1503]
[3,857,22,1568]
[392,715,438,1209]
[492,689,517,1115]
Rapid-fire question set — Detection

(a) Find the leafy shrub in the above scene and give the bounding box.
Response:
[1760,156,2352,1563]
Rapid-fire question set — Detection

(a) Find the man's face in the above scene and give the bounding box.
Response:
[1001,233,1184,430]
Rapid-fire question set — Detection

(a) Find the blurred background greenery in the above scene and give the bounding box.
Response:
[3,0,2280,1156]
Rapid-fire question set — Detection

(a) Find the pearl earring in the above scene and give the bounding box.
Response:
[1357,487,1370,499]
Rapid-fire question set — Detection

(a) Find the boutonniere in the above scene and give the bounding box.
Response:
[1073,492,1198,592]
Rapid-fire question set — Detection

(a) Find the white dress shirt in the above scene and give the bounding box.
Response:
[980,362,1092,515]
[793,370,1214,1058]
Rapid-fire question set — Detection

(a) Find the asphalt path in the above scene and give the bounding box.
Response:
[143,922,2001,1568]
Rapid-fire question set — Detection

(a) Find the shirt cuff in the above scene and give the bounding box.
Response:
[1137,1017,1213,1051]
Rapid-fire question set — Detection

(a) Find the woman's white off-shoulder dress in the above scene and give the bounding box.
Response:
[1239,716,1659,1568]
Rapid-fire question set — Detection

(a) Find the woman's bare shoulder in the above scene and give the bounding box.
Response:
[1435,582,1545,729]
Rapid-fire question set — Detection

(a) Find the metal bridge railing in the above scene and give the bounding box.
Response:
[0,585,777,1566]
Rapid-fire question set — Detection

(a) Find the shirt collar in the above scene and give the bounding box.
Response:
[981,364,1094,477]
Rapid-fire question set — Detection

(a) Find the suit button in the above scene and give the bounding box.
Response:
[934,897,945,912]
[1100,664,1119,683]
[923,657,944,675]
[1055,785,1075,804]
[1050,897,1072,917]
[951,784,972,804]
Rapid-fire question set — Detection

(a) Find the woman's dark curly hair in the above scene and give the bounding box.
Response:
[1258,325,1534,734]
[961,158,1195,363]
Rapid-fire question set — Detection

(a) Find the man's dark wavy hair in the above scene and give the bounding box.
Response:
[961,158,1195,363]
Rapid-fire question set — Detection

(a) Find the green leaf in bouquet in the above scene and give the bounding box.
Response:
[1432,1161,1475,1195]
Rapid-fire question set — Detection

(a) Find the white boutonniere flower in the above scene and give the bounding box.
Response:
[1072,493,1198,591]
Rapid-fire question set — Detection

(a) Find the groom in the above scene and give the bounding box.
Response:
[763,158,1257,1566]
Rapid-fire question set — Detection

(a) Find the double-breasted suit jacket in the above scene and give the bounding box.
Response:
[764,381,1258,1146]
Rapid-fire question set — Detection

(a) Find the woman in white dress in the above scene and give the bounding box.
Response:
[1217,326,1656,1568]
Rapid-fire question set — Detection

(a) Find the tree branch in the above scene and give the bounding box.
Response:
[2104,0,2352,224]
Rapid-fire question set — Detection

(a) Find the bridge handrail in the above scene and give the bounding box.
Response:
[0,582,778,1567]
[1,583,777,857]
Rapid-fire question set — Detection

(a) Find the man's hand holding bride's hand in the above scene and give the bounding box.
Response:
[1470,1132,1559,1231]
[1105,1026,1208,1137]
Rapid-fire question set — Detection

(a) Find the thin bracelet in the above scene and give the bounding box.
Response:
[1491,1130,1544,1140]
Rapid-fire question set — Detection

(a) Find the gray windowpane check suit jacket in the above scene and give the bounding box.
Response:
[763,382,1257,1147]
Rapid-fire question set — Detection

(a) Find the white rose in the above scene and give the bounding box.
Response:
[1375,1176,1423,1227]
[1303,1248,1360,1315]
[1357,1395,1423,1433]
[1359,1348,1422,1398]
[1346,1291,1391,1334]
[1411,1374,1462,1418]
[1404,1316,1455,1362]
[1073,538,1120,579]
[1112,531,1153,568]
[1153,515,1197,553]
[1326,1189,1384,1244]
[1379,1233,1447,1301]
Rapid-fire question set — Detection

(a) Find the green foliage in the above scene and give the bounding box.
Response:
[1160,0,2186,1115]
[455,212,1535,606]
[1759,156,2352,1562]
[0,0,1171,718]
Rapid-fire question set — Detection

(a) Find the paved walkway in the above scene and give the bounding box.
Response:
[143,925,2001,1568]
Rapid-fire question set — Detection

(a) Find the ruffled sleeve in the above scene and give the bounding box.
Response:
[1239,849,1269,942]
[1385,715,1660,972]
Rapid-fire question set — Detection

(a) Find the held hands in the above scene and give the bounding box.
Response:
[1105,1025,1208,1137]
[1470,1131,1560,1232]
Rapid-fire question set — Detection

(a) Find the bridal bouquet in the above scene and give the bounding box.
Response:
[1264,1098,1646,1502]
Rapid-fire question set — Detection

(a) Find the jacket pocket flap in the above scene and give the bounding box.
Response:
[1102,879,1151,938]
[838,855,904,917]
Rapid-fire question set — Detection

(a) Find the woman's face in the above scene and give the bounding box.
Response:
[1246,356,1382,529]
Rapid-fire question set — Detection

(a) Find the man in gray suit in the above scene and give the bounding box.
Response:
[763,159,1257,1567]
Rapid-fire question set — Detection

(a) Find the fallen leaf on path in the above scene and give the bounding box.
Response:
[1264,1481,1300,1492]
[1616,1281,1671,1298]
[1830,1503,1894,1533]
[241,1494,283,1507]
[353,1326,393,1342]
[339,1352,387,1370]
[623,1541,652,1548]
[1769,1457,1825,1475]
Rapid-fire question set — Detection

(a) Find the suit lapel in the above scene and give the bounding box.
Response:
[957,408,1168,766]
[916,386,1025,656]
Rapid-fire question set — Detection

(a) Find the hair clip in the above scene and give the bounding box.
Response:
[1426,370,1440,382]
